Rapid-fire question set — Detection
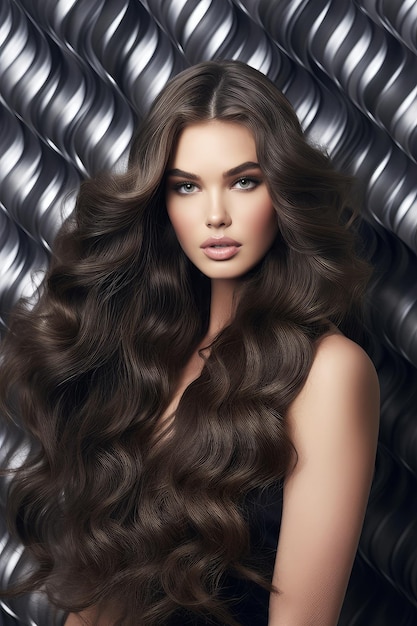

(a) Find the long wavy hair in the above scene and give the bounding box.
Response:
[0,60,370,625]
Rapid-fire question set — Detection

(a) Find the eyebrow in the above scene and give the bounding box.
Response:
[166,161,262,180]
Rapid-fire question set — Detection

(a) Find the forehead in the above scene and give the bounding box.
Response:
[170,121,257,168]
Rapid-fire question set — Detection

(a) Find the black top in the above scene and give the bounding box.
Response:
[169,483,283,625]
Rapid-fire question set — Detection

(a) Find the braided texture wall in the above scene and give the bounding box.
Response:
[0,1,416,624]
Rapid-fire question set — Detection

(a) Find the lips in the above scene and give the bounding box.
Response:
[200,237,241,261]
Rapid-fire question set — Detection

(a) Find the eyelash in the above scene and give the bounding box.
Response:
[233,177,260,190]
[174,182,198,194]
[173,177,261,194]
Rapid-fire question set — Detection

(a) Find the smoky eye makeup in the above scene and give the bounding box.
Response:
[173,181,200,194]
[231,175,262,190]
[165,163,264,195]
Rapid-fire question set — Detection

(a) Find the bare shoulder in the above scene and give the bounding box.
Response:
[309,332,378,387]
[291,333,379,413]
[287,332,380,447]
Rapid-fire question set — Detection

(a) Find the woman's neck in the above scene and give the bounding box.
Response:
[207,278,239,339]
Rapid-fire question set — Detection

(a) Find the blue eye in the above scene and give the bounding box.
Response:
[233,177,258,190]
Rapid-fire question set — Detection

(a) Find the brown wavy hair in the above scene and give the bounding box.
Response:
[0,60,370,625]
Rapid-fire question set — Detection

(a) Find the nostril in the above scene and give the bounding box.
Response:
[207,221,226,228]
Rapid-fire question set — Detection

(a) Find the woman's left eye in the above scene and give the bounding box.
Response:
[233,177,258,190]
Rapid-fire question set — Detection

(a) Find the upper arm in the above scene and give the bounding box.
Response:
[269,334,380,626]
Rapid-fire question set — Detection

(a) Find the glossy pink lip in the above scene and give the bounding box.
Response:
[200,237,241,261]
[201,237,242,248]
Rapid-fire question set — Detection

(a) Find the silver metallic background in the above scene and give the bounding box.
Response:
[0,0,417,624]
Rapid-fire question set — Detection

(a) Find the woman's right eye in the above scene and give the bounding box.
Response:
[175,182,198,194]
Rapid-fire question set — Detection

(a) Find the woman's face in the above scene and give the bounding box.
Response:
[165,120,278,283]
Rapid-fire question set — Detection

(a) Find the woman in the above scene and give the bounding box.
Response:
[0,60,379,626]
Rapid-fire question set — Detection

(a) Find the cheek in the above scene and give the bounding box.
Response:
[166,200,182,237]
[167,208,196,247]
[167,212,181,237]
[248,203,278,244]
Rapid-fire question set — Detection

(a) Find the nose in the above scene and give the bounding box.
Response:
[205,193,231,228]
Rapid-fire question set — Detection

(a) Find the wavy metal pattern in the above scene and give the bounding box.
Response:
[355,0,417,55]
[0,1,417,624]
